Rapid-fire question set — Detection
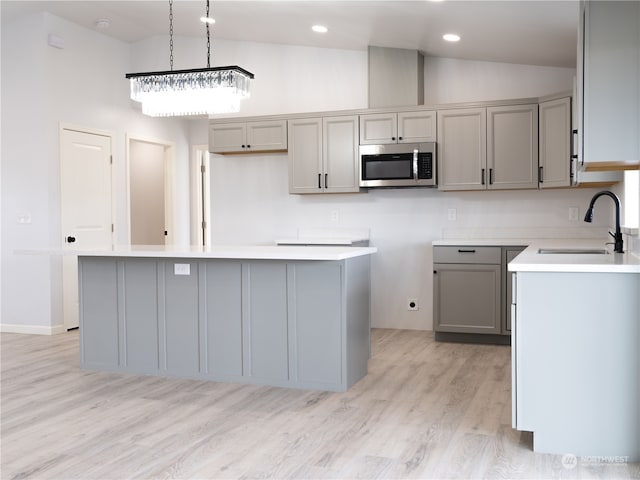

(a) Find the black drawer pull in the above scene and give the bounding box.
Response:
[458,249,476,253]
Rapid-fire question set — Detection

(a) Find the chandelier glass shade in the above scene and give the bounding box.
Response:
[126,66,254,117]
[125,0,253,117]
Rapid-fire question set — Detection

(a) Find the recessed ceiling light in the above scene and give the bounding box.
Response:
[94,18,111,29]
[312,25,328,33]
[200,16,215,24]
[443,33,461,42]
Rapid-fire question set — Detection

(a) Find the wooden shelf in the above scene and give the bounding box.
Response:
[583,161,640,172]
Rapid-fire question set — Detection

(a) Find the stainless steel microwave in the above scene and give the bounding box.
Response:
[359,142,437,188]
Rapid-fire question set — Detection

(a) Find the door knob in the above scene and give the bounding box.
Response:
[66,236,76,243]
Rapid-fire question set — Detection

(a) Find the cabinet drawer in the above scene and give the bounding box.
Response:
[433,246,501,264]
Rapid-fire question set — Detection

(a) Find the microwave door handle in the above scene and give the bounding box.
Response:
[413,150,418,180]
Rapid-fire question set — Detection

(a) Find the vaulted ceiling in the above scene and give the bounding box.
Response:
[1,1,579,68]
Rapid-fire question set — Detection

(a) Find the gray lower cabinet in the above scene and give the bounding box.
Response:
[433,245,525,338]
[79,256,371,392]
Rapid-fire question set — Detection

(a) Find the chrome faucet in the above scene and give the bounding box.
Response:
[584,190,624,253]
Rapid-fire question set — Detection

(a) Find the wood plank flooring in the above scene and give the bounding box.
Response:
[1,329,638,479]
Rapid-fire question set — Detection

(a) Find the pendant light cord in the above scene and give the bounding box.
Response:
[206,0,211,68]
[169,0,174,70]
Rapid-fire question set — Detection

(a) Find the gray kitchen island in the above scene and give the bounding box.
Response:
[78,244,376,392]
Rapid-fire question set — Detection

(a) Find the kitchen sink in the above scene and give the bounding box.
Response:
[537,248,609,255]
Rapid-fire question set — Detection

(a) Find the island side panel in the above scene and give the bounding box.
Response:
[121,259,159,373]
[344,254,371,388]
[289,261,343,389]
[79,257,120,369]
[162,260,200,376]
[243,262,289,382]
[202,260,243,378]
[515,271,640,459]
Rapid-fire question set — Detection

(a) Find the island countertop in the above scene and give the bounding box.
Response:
[19,244,377,261]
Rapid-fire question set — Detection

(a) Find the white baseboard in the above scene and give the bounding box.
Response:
[0,323,67,335]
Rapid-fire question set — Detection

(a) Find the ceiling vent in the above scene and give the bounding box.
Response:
[368,46,424,108]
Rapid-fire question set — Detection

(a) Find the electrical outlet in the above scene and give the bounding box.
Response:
[569,207,579,221]
[330,210,339,223]
[447,208,457,221]
[407,299,419,311]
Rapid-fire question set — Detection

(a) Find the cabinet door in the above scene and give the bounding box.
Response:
[288,118,323,194]
[398,111,436,143]
[323,115,360,193]
[539,97,572,188]
[487,104,538,190]
[582,1,640,164]
[246,120,287,152]
[433,263,501,334]
[437,108,487,191]
[209,123,246,153]
[359,113,398,144]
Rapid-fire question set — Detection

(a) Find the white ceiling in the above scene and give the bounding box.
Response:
[1,1,579,68]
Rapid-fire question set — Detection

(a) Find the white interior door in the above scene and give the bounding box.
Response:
[60,128,114,330]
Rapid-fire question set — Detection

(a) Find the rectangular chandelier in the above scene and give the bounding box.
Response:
[125,66,254,117]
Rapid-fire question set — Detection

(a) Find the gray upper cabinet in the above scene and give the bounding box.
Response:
[209,120,287,154]
[578,0,640,165]
[437,108,487,191]
[288,118,323,194]
[438,106,538,191]
[323,116,360,193]
[288,116,360,194]
[359,111,435,145]
[539,97,572,188]
[487,104,538,190]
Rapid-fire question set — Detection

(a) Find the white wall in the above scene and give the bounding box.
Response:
[1,12,192,332]
[425,57,576,104]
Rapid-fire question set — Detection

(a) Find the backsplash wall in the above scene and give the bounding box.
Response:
[208,152,614,331]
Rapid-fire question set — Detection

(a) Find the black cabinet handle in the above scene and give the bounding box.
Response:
[489,168,494,185]
[247,145,251,148]
[481,168,485,185]
[433,270,437,274]
[241,144,246,148]
[318,173,322,189]
[398,136,403,141]
[391,137,396,141]
[457,249,476,253]
[66,236,76,243]
[325,173,328,188]
[538,166,544,183]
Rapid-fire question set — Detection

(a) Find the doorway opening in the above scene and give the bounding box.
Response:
[126,136,175,245]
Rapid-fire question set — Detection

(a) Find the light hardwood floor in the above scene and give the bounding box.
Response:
[1,329,637,479]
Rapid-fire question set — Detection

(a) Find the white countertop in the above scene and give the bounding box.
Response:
[434,238,640,273]
[17,244,377,261]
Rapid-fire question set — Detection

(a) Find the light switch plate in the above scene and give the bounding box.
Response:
[174,263,190,275]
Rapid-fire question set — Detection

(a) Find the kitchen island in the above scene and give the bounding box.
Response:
[508,241,640,460]
[77,244,376,392]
